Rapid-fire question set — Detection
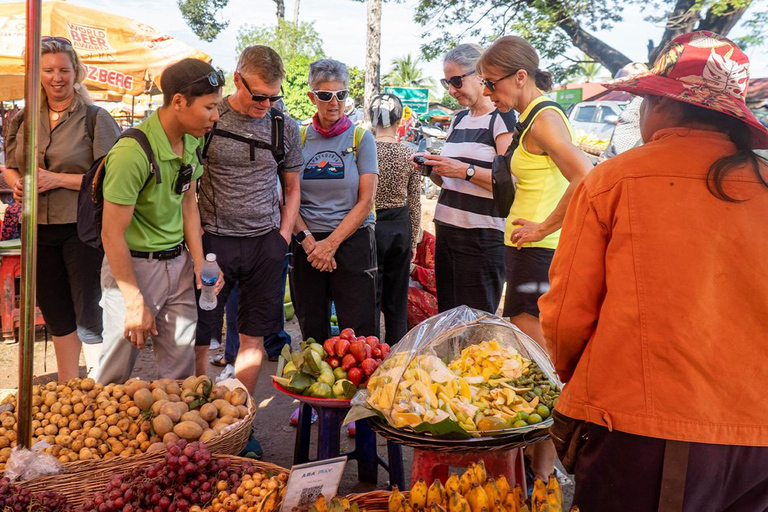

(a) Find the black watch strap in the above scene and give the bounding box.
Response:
[296,230,311,243]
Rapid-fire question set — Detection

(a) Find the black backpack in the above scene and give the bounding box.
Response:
[77,128,160,248]
[492,100,566,218]
[202,106,286,203]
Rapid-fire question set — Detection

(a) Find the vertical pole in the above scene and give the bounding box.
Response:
[17,0,42,449]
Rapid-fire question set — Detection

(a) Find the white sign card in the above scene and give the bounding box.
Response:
[280,456,348,512]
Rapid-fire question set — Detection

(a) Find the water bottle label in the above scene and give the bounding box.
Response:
[201,275,218,286]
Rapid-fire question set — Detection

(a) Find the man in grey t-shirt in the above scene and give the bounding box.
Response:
[195,46,302,397]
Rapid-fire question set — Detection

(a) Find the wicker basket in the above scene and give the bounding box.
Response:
[348,490,406,512]
[16,454,288,507]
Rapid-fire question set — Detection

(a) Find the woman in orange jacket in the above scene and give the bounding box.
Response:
[539,31,768,510]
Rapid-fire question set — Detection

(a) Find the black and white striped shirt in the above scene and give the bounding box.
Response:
[433,108,517,231]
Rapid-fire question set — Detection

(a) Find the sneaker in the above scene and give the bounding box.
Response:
[209,339,221,350]
[290,407,318,426]
[215,364,235,383]
[347,421,356,437]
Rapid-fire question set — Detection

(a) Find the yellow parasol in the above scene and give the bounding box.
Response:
[0,0,211,100]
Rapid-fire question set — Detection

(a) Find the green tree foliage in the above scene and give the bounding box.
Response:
[413,0,763,82]
[177,0,229,42]
[235,20,325,121]
[348,66,366,106]
[440,91,461,110]
[383,54,435,88]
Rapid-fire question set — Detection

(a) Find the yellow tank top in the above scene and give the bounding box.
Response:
[506,95,574,249]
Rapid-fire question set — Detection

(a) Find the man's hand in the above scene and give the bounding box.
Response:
[194,267,226,294]
[124,301,157,350]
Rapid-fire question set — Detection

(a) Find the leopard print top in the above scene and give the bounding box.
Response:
[374,141,421,251]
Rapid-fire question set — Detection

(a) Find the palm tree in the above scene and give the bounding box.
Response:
[575,53,610,82]
[383,54,434,88]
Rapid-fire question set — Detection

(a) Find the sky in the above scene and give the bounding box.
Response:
[53,0,768,83]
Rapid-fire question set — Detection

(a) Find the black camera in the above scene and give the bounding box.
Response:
[414,139,434,177]
[175,164,194,195]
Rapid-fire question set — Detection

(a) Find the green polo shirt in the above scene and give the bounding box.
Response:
[103,111,204,252]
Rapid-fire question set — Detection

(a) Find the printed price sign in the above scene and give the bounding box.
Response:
[280,456,348,512]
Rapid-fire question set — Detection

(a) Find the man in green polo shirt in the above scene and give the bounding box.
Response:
[96,59,224,385]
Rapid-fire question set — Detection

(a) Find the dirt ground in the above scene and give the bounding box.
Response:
[0,195,574,504]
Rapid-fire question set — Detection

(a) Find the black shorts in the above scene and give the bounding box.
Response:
[36,223,104,341]
[502,246,554,318]
[195,229,288,345]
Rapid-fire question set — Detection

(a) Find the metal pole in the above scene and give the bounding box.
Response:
[18,0,42,449]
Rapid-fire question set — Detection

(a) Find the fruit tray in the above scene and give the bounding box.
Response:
[272,379,352,408]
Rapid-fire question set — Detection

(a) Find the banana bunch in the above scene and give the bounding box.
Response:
[388,462,569,512]
[310,495,364,512]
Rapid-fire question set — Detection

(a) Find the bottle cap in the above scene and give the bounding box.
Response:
[205,253,216,262]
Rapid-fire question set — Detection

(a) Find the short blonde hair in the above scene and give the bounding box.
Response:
[237,45,285,84]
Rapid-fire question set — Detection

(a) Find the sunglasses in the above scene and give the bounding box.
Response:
[184,69,226,89]
[42,36,72,46]
[440,70,475,90]
[312,90,349,102]
[481,71,517,92]
[240,74,283,103]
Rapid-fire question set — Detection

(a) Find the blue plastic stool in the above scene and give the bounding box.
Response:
[293,402,405,488]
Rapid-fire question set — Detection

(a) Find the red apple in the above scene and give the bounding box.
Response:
[341,354,358,371]
[335,338,350,357]
[347,367,363,387]
[365,336,379,348]
[349,341,367,362]
[327,356,341,369]
[361,358,379,376]
[323,339,336,357]
[340,328,356,341]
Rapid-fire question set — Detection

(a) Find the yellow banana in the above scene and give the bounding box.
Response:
[495,475,510,503]
[316,495,328,512]
[449,491,471,512]
[389,485,407,512]
[504,494,519,512]
[428,479,447,507]
[473,461,488,484]
[484,477,500,505]
[329,497,345,512]
[411,478,429,509]
[546,476,563,511]
[466,483,490,512]
[460,470,474,495]
[530,478,549,512]
[490,500,503,512]
[431,505,448,512]
[511,486,526,510]
[446,473,461,496]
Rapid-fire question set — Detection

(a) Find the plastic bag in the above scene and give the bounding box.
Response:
[4,442,64,481]
[346,306,562,439]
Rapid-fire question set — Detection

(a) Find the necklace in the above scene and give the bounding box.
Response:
[376,135,398,142]
[49,106,68,121]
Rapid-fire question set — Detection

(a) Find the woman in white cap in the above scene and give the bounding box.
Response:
[371,94,421,345]
[540,31,768,509]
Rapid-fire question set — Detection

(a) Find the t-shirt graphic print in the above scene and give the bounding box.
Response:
[304,150,345,179]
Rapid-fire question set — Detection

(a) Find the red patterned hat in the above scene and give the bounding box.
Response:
[604,31,768,149]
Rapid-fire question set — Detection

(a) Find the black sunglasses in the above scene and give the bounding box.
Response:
[184,69,226,89]
[440,70,475,90]
[42,36,72,46]
[312,90,349,102]
[481,71,517,92]
[240,74,284,103]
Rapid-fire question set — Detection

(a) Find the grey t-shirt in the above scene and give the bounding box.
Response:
[198,98,303,237]
[300,124,378,233]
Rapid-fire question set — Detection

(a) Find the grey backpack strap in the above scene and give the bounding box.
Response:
[85,104,100,141]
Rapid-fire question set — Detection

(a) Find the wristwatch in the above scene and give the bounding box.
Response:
[465,164,476,181]
[296,230,312,244]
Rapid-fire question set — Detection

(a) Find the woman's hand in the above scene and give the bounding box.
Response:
[425,155,470,180]
[306,238,338,272]
[510,218,546,249]
[12,179,23,204]
[38,168,61,193]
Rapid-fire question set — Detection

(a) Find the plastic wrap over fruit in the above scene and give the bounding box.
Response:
[346,306,562,438]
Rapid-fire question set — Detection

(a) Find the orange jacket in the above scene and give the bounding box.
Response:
[539,128,768,446]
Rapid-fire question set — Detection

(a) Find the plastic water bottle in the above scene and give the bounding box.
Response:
[199,253,219,311]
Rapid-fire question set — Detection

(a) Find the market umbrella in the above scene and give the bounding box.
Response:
[0,0,211,100]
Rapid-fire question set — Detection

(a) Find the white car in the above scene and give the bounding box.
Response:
[567,100,628,140]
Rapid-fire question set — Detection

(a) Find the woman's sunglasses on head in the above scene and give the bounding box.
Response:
[440,70,475,90]
[480,71,517,92]
[42,36,72,46]
[240,74,284,103]
[312,90,349,102]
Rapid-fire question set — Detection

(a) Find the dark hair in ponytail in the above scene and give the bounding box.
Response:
[476,36,553,92]
[533,69,553,92]
[677,101,768,202]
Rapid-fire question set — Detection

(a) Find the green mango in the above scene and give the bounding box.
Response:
[303,348,322,376]
[288,372,313,393]
[319,361,332,374]
[309,342,326,359]
[318,369,335,386]
[282,361,297,377]
[307,382,332,398]
[284,301,295,321]
[333,368,347,381]
[332,379,357,399]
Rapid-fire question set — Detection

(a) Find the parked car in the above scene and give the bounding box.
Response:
[567,100,628,140]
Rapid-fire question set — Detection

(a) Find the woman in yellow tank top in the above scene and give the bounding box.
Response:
[477,36,592,482]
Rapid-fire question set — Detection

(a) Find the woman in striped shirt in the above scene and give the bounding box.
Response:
[418,43,516,314]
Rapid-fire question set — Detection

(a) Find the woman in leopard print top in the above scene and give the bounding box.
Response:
[371,94,421,345]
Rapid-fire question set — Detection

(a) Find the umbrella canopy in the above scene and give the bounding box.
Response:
[0,0,211,100]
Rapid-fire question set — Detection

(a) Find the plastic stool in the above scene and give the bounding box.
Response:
[293,402,406,489]
[411,447,526,494]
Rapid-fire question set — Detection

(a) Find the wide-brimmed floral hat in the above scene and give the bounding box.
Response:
[604,31,768,149]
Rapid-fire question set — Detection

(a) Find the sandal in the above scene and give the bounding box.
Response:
[210,355,230,367]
